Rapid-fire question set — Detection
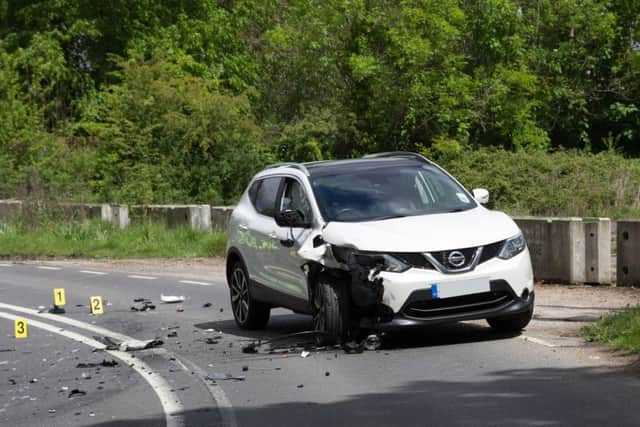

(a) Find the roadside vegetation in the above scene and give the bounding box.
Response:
[0,220,226,259]
[583,308,640,353]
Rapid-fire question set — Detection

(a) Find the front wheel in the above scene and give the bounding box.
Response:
[487,304,533,333]
[229,261,270,329]
[313,274,350,345]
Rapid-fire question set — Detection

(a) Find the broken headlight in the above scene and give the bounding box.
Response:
[331,246,411,273]
[498,233,526,260]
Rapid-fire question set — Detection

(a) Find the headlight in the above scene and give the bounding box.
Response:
[498,233,526,260]
[331,246,411,273]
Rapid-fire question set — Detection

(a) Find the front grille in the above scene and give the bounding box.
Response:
[429,247,478,270]
[478,240,504,264]
[393,253,435,270]
[403,290,513,319]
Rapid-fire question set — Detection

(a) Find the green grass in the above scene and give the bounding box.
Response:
[0,220,226,259]
[582,307,640,353]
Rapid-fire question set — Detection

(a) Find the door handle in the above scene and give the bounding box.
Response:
[238,224,249,230]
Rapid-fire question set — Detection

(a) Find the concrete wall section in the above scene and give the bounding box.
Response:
[131,205,211,230]
[617,220,640,287]
[0,200,23,223]
[211,206,233,229]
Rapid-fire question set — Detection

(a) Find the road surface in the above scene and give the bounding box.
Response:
[0,261,638,426]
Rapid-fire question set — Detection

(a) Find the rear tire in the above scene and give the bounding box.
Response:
[313,274,350,345]
[487,305,533,332]
[229,261,270,329]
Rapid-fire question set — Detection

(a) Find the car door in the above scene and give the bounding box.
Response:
[243,176,283,287]
[270,177,315,302]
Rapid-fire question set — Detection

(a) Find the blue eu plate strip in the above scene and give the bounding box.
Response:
[431,284,438,299]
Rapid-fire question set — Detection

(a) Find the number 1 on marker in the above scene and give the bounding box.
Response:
[90,296,104,315]
[53,288,66,306]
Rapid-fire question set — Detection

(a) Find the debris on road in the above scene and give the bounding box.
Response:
[343,341,364,354]
[119,339,164,352]
[202,302,212,308]
[92,335,120,350]
[242,366,249,372]
[167,331,178,338]
[176,306,184,312]
[325,372,330,376]
[49,306,66,314]
[37,305,46,313]
[131,299,155,311]
[205,372,245,382]
[48,409,56,414]
[68,389,87,398]
[364,334,382,351]
[76,359,118,368]
[160,294,185,304]
[297,384,304,388]
[301,350,310,358]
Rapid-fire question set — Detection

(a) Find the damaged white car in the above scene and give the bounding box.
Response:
[226,152,534,344]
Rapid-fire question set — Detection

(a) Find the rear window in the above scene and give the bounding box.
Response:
[250,177,282,217]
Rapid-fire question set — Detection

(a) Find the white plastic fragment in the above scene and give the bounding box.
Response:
[301,350,310,358]
[160,294,185,304]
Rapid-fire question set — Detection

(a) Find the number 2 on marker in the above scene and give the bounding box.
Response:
[53,288,66,306]
[15,318,28,338]
[90,296,104,315]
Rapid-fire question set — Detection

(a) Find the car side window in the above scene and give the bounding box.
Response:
[279,178,313,222]
[252,177,282,217]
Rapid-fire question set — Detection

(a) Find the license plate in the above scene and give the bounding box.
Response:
[430,277,490,299]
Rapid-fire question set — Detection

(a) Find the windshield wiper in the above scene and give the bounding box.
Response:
[369,214,410,221]
[445,208,468,213]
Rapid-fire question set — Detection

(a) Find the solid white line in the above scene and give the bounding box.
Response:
[0,311,185,427]
[128,275,157,280]
[37,266,61,270]
[178,280,212,286]
[0,263,12,267]
[519,335,559,348]
[79,270,108,275]
[0,301,236,427]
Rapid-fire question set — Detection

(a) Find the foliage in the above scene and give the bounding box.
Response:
[583,307,640,353]
[0,0,639,204]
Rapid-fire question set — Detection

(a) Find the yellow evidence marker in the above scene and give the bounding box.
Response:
[15,318,28,338]
[53,288,66,306]
[90,296,104,315]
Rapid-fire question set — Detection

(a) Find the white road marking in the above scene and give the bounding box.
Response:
[519,335,559,348]
[178,280,212,286]
[79,270,108,275]
[37,266,61,270]
[0,310,185,427]
[128,275,157,280]
[0,263,12,267]
[0,301,236,427]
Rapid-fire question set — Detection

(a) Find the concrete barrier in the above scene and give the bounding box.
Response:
[131,205,211,230]
[515,217,612,284]
[211,206,233,229]
[616,220,640,287]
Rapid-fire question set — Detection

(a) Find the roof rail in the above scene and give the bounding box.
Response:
[264,162,310,175]
[363,151,433,164]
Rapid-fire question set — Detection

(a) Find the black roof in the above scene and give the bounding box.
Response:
[304,157,426,176]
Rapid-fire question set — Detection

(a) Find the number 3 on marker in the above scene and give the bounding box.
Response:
[90,296,104,315]
[15,318,28,338]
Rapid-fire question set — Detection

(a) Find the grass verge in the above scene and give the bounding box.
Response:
[0,221,226,259]
[582,307,640,353]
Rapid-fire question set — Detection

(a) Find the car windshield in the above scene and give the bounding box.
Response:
[310,162,476,222]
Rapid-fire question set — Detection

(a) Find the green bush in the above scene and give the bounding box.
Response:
[428,147,640,219]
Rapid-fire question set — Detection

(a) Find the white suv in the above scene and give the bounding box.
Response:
[226,152,534,343]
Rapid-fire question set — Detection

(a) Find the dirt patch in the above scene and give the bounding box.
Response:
[526,283,640,366]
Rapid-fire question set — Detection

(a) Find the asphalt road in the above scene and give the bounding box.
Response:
[0,262,639,427]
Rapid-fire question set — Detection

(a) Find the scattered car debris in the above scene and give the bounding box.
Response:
[119,339,164,352]
[242,366,249,372]
[49,306,65,314]
[205,337,219,345]
[92,335,120,350]
[176,306,184,312]
[131,298,155,311]
[205,373,245,382]
[301,351,310,358]
[48,409,56,414]
[343,341,364,354]
[202,302,212,308]
[29,378,38,383]
[76,359,118,368]
[297,384,304,388]
[241,343,259,354]
[167,331,178,338]
[219,308,224,312]
[160,294,185,304]
[364,334,382,351]
[325,372,330,377]
[9,378,16,385]
[68,389,87,398]
[37,305,47,313]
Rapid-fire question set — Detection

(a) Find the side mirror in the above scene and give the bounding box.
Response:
[275,209,310,228]
[472,188,489,205]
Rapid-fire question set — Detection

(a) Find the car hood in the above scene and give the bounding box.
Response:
[321,207,520,252]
